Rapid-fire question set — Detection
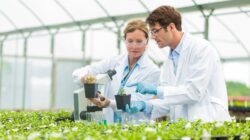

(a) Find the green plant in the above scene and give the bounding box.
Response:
[117,87,126,96]
[0,111,250,139]
[226,81,250,96]
[83,74,96,84]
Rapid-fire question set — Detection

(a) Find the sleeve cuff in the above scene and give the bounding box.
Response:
[143,101,153,115]
[157,86,164,98]
[109,99,117,111]
[72,68,87,86]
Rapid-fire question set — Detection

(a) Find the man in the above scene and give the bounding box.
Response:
[127,5,231,122]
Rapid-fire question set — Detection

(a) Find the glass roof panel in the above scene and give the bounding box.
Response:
[214,7,241,14]
[182,13,204,33]
[23,0,71,25]
[56,0,107,21]
[0,14,14,32]
[0,0,41,31]
[0,0,249,60]
[124,0,195,12]
[213,14,250,56]
[97,0,146,16]
[195,0,231,5]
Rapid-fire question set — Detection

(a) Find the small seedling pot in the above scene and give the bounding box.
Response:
[115,94,131,110]
[84,83,98,98]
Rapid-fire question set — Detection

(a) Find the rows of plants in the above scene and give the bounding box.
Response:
[228,96,250,114]
[0,111,250,139]
[228,96,250,107]
[226,81,250,112]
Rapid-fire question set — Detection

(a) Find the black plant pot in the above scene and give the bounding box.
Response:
[115,94,131,110]
[233,135,241,140]
[211,135,228,140]
[84,83,98,98]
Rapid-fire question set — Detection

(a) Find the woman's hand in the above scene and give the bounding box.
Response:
[88,92,110,108]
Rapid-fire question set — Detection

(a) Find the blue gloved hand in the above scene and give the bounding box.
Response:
[125,101,146,113]
[127,82,157,95]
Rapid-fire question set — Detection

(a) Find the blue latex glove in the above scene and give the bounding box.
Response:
[127,82,157,95]
[125,101,146,113]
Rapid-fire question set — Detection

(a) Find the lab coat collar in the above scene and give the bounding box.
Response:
[113,52,150,88]
[166,32,189,81]
[138,52,152,68]
[178,32,190,52]
[118,52,149,70]
[168,32,186,60]
[175,32,191,81]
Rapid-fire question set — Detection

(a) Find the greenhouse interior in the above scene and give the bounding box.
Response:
[0,0,250,139]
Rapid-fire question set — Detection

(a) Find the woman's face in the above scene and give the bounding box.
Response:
[125,29,147,59]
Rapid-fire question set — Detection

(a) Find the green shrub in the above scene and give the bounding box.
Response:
[226,81,250,96]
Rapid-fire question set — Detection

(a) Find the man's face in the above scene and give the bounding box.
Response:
[149,23,172,48]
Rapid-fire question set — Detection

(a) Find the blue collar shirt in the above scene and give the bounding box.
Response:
[120,54,144,87]
[168,33,185,75]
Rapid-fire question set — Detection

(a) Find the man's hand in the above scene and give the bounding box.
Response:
[127,82,157,95]
[125,101,146,113]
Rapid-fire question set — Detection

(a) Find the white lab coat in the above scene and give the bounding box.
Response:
[150,33,231,122]
[72,53,160,124]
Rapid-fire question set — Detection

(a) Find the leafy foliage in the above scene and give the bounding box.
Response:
[0,111,249,139]
[226,81,250,96]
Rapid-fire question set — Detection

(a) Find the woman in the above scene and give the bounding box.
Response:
[72,19,160,124]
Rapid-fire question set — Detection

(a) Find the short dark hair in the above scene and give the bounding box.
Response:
[146,5,182,31]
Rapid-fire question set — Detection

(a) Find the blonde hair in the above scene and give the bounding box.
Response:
[123,19,149,39]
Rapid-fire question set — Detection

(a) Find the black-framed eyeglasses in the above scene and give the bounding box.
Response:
[150,27,163,36]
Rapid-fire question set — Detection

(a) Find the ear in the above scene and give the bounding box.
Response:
[169,23,176,31]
